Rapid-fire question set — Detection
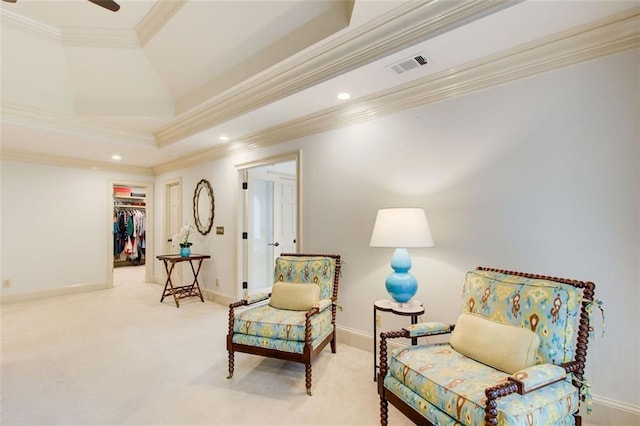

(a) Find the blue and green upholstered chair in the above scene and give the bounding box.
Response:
[227,253,341,396]
[378,266,601,426]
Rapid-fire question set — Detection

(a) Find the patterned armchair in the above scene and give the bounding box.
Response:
[378,267,600,426]
[227,253,341,396]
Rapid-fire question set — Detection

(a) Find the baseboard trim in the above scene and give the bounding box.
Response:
[336,324,408,353]
[581,395,640,426]
[336,325,371,351]
[202,289,236,306]
[336,325,639,425]
[0,281,107,304]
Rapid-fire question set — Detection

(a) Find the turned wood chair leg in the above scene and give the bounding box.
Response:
[305,363,312,396]
[380,396,389,426]
[227,351,234,379]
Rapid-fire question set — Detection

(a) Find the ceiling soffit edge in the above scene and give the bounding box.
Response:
[0,150,153,176]
[1,103,156,147]
[175,2,353,115]
[136,0,187,47]
[0,8,140,48]
[153,0,518,147]
[152,7,640,176]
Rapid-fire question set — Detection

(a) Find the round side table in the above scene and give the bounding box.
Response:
[373,298,424,381]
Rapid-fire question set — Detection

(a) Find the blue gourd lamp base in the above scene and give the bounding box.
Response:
[385,248,418,303]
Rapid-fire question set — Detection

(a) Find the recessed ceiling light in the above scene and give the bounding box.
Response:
[219,135,230,142]
[337,92,351,100]
[111,155,122,161]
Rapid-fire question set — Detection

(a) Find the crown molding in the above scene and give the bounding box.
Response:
[0,149,153,176]
[152,7,640,176]
[153,143,243,175]
[153,0,518,147]
[0,8,139,48]
[0,8,59,42]
[135,0,187,47]
[61,27,140,48]
[1,103,156,147]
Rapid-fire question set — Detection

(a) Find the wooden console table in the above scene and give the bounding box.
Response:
[156,254,210,308]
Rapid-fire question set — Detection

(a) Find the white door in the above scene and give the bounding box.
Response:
[165,180,182,281]
[243,160,297,295]
[248,174,275,292]
[167,183,181,254]
[275,178,297,255]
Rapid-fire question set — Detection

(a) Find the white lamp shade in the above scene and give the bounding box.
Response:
[369,208,434,248]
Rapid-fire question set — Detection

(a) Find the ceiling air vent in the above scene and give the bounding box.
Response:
[388,54,428,74]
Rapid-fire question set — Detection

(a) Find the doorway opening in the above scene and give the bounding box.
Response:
[237,153,299,298]
[108,181,154,288]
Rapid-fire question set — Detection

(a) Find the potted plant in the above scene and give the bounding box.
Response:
[173,224,194,257]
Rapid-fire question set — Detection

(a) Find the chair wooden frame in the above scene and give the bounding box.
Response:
[378,266,596,426]
[227,253,341,396]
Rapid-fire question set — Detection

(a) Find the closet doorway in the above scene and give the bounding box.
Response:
[237,153,299,297]
[108,181,154,288]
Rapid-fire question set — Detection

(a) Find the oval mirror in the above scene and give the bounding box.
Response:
[193,179,214,235]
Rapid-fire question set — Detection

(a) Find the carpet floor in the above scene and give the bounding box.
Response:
[1,266,413,425]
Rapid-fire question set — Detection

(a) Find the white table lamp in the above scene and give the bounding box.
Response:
[370,208,434,304]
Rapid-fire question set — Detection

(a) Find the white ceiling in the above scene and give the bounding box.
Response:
[1,0,638,173]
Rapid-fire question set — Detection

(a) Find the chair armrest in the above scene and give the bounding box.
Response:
[402,322,453,338]
[228,292,271,310]
[508,364,567,394]
[377,329,411,383]
[485,363,578,423]
[244,292,271,305]
[227,293,271,337]
[316,298,332,312]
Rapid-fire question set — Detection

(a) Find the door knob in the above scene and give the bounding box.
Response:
[268,242,280,247]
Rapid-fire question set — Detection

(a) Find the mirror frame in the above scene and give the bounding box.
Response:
[193,179,215,235]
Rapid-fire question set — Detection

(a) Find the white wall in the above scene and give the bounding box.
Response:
[1,49,637,413]
[0,161,153,295]
[301,49,639,408]
[156,49,639,409]
[154,158,239,295]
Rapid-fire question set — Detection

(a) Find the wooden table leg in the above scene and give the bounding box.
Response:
[161,260,180,308]
[411,314,418,345]
[189,259,205,303]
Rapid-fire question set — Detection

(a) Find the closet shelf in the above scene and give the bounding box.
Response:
[115,204,146,209]
[114,195,146,201]
[114,194,146,209]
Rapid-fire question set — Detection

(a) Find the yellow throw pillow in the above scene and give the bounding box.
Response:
[269,281,320,311]
[450,313,540,374]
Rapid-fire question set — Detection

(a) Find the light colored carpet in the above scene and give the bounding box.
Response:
[1,266,413,425]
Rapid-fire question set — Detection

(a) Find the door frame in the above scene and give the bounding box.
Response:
[235,151,301,298]
[107,179,154,288]
[164,178,183,255]
[163,178,183,284]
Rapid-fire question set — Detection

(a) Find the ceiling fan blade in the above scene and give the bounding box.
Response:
[2,0,19,3]
[87,0,120,12]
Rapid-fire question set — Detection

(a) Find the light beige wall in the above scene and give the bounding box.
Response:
[155,49,639,415]
[153,158,240,297]
[0,161,153,298]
